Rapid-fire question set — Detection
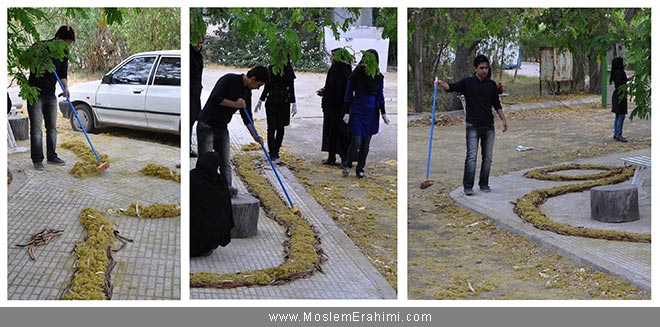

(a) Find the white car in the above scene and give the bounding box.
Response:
[59,50,181,135]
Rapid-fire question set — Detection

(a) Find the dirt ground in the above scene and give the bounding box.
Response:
[407,102,651,299]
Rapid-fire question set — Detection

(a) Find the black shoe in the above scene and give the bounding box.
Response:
[323,160,337,166]
[47,157,66,166]
[464,188,474,196]
[230,187,238,198]
[357,172,366,179]
[616,136,628,142]
[190,150,198,158]
[342,167,350,177]
[480,185,491,193]
[34,162,44,171]
[175,163,181,169]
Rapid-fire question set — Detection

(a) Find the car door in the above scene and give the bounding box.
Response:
[94,55,157,127]
[145,55,181,133]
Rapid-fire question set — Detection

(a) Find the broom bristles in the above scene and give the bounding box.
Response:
[419,179,434,189]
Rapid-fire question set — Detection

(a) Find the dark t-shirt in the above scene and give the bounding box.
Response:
[28,40,69,94]
[198,73,253,128]
[448,74,502,126]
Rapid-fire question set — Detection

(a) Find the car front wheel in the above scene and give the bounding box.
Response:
[70,103,95,133]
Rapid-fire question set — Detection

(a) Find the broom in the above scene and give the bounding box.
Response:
[54,71,109,172]
[242,108,301,216]
[420,77,439,189]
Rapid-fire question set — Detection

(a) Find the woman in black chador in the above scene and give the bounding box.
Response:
[190,152,234,257]
[610,57,630,142]
[255,61,297,163]
[318,48,352,165]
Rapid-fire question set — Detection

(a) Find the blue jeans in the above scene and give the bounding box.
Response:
[27,93,59,163]
[614,114,625,138]
[342,134,372,175]
[463,123,495,190]
[196,121,232,188]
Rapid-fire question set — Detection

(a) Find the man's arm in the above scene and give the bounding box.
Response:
[495,109,508,133]
[60,78,70,98]
[220,98,246,109]
[245,122,264,145]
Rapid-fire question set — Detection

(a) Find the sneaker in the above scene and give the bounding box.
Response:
[464,188,474,196]
[272,158,281,165]
[34,162,44,171]
[357,172,366,179]
[616,136,628,142]
[480,185,491,193]
[229,187,238,198]
[46,157,66,166]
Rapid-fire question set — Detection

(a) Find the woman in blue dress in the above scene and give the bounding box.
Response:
[340,49,390,179]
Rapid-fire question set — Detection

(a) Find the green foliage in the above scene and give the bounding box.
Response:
[374,8,397,41]
[192,8,379,73]
[8,8,180,105]
[359,50,381,77]
[625,9,651,120]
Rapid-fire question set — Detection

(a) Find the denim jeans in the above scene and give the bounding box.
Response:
[342,134,372,175]
[27,93,59,163]
[267,125,285,159]
[463,123,495,190]
[614,114,626,138]
[196,121,232,188]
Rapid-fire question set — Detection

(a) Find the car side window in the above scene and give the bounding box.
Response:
[111,56,156,85]
[153,57,181,86]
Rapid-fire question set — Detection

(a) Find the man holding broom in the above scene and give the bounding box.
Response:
[26,25,75,171]
[196,66,269,195]
[435,54,508,196]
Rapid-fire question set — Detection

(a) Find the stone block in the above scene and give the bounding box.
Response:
[9,115,29,141]
[590,184,639,223]
[230,193,260,238]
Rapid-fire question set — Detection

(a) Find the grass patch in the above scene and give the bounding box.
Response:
[139,163,181,183]
[61,140,110,178]
[122,203,181,218]
[61,208,118,300]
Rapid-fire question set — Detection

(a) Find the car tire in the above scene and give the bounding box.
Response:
[70,103,95,133]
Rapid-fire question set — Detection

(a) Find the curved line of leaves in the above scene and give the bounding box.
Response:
[190,153,325,288]
[514,164,650,243]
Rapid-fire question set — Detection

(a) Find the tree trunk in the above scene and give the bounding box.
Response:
[413,11,424,113]
[448,9,480,111]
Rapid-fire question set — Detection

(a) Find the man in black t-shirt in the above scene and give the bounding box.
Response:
[436,55,509,195]
[196,66,269,193]
[27,25,75,171]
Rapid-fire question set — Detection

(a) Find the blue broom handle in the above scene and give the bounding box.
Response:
[425,81,438,179]
[242,107,294,207]
[53,71,103,164]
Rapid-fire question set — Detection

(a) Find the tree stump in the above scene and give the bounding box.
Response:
[8,115,29,141]
[230,194,259,238]
[590,184,639,223]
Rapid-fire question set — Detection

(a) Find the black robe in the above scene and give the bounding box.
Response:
[321,61,352,155]
[190,152,234,257]
[260,63,296,129]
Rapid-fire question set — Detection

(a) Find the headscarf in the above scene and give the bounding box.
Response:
[348,49,384,93]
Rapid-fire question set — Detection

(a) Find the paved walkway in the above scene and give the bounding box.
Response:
[189,117,397,299]
[449,149,651,292]
[7,127,181,300]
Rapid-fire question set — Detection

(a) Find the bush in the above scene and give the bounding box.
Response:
[204,31,329,73]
